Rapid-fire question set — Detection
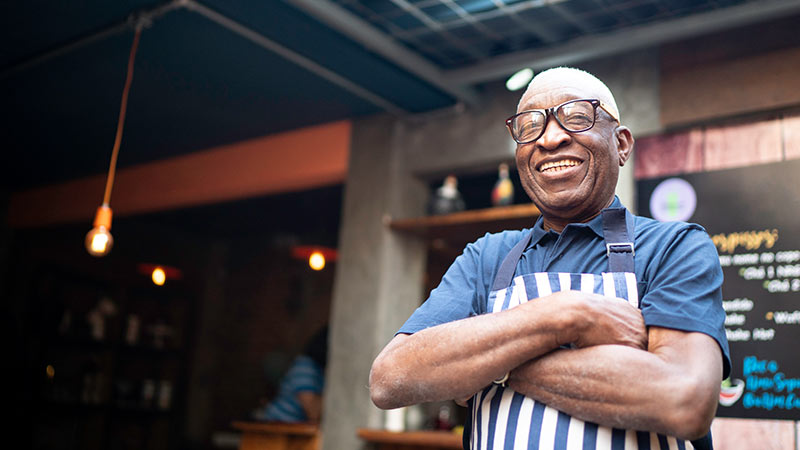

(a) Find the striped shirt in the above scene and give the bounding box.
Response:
[258,355,324,422]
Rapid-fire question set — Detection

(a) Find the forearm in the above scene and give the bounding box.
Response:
[369,298,575,409]
[508,331,722,439]
[297,392,322,423]
[370,291,648,410]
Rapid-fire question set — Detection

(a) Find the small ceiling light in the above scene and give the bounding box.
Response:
[308,251,326,271]
[85,26,143,257]
[46,365,55,380]
[291,246,337,271]
[137,263,182,284]
[506,68,534,91]
[152,266,166,286]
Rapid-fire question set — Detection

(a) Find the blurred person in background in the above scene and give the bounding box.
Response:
[254,326,328,423]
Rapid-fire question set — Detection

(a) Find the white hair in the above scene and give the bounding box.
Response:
[519,67,620,122]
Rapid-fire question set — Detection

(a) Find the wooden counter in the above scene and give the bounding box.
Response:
[232,421,320,450]
[357,428,462,450]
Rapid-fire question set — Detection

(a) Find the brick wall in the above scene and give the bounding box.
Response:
[635,112,800,179]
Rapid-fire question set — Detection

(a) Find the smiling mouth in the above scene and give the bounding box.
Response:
[538,159,581,173]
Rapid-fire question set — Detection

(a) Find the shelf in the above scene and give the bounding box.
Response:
[232,421,321,450]
[389,203,540,245]
[232,421,319,436]
[31,264,194,450]
[357,428,462,449]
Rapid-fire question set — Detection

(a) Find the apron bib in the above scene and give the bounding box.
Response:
[464,208,704,450]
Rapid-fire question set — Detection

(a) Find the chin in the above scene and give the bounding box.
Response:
[536,189,588,210]
[538,193,608,223]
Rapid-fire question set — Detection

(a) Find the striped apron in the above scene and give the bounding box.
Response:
[464,208,709,450]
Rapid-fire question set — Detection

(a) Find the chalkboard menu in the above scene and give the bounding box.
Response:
[637,159,800,420]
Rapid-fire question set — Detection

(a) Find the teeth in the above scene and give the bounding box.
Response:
[539,159,580,172]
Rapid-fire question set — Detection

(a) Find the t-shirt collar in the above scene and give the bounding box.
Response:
[528,196,623,248]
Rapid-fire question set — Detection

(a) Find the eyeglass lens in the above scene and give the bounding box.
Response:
[511,100,596,143]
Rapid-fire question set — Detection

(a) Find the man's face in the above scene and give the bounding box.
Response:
[515,81,624,227]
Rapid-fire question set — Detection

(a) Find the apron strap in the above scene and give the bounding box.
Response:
[602,207,635,273]
[490,230,534,291]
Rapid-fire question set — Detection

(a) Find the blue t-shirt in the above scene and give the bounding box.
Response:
[399,198,731,378]
[256,355,325,422]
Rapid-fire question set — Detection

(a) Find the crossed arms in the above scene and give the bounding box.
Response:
[369,290,723,440]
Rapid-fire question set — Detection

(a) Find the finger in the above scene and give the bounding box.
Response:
[454,396,472,407]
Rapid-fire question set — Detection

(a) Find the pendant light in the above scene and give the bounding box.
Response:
[85,26,142,257]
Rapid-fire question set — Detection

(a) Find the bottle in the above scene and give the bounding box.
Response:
[141,379,156,408]
[158,380,172,410]
[384,407,406,432]
[125,314,140,345]
[429,175,466,215]
[491,163,514,206]
[434,404,454,430]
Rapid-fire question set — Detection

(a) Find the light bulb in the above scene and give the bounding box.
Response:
[309,251,325,271]
[86,204,113,257]
[506,68,534,91]
[152,267,166,286]
[85,226,113,257]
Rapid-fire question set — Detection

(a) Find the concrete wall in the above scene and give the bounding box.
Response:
[321,114,428,450]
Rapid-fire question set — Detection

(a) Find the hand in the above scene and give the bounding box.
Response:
[548,290,647,350]
[577,294,647,349]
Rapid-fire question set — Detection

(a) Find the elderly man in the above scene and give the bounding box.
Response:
[369,67,730,450]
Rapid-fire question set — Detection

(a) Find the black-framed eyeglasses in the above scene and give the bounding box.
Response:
[505,98,620,144]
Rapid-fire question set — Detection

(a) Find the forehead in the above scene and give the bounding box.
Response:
[517,82,599,112]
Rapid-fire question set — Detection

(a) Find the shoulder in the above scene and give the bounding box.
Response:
[285,355,324,389]
[288,355,323,377]
[633,213,706,236]
[631,214,719,275]
[629,212,722,266]
[397,228,532,333]
[633,215,713,251]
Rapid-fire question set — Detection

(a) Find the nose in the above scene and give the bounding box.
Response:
[536,114,571,151]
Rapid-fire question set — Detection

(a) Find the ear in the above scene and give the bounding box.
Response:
[614,126,634,166]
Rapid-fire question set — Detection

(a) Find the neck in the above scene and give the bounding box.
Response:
[540,197,616,233]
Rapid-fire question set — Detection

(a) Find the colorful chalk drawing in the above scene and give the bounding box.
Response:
[719,378,745,406]
[649,177,697,222]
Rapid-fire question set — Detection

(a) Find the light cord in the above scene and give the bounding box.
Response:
[102,27,142,206]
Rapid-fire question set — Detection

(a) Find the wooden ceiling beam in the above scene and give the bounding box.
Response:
[8,120,351,228]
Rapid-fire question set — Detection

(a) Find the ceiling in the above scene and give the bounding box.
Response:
[2,0,799,192]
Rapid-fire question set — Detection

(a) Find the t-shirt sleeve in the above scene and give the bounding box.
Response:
[640,225,732,378]
[397,239,488,335]
[287,356,325,394]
